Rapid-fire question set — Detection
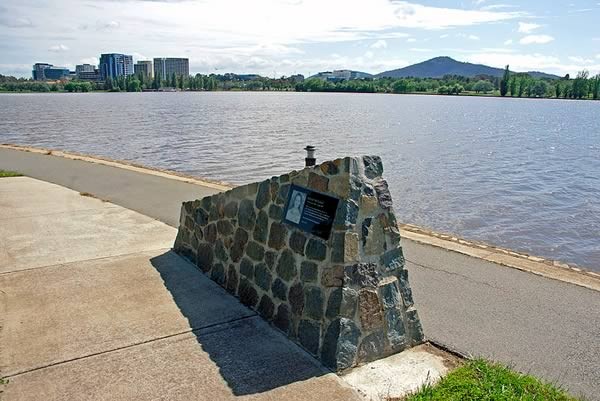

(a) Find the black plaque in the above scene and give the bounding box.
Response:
[283,184,339,240]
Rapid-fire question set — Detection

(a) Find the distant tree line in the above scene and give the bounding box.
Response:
[2,68,599,100]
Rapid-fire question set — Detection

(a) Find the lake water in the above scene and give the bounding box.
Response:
[1,92,599,270]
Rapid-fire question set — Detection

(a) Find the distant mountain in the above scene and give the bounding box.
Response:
[375,57,560,80]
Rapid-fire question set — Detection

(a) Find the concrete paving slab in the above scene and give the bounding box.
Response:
[0,177,118,220]
[341,344,460,400]
[0,250,256,376]
[3,319,361,401]
[0,179,176,273]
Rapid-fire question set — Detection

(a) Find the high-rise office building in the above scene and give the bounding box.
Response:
[134,60,153,79]
[75,64,95,76]
[153,58,189,81]
[99,53,134,80]
[32,63,70,80]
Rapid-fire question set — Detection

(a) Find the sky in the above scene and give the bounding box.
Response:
[1,0,599,78]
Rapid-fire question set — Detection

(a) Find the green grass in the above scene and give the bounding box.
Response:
[403,359,580,401]
[0,169,22,178]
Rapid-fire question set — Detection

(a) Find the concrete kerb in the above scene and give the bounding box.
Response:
[3,143,598,293]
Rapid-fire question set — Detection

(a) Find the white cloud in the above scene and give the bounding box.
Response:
[568,56,593,64]
[517,22,541,34]
[79,57,99,66]
[48,44,69,52]
[370,39,387,49]
[468,35,480,40]
[439,34,449,39]
[465,52,600,75]
[519,35,554,45]
[504,39,513,45]
[364,50,374,58]
[409,48,432,52]
[406,38,417,42]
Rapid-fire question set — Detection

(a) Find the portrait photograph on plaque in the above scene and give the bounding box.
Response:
[283,184,340,239]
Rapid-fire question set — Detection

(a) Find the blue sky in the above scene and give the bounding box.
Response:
[1,0,599,77]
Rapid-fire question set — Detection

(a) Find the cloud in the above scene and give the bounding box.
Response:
[79,57,99,66]
[370,39,388,49]
[519,35,554,45]
[406,38,417,42]
[439,34,449,39]
[0,6,33,28]
[465,52,600,75]
[48,44,69,52]
[468,35,480,40]
[97,20,120,31]
[409,48,432,52]
[517,22,541,34]
[504,39,513,45]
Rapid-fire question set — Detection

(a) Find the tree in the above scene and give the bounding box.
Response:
[509,77,517,97]
[473,80,494,93]
[500,65,510,96]
[391,79,411,93]
[104,77,113,91]
[152,73,161,90]
[170,72,177,88]
[127,78,141,92]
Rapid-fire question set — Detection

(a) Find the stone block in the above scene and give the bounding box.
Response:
[359,289,384,332]
[216,220,233,236]
[274,304,291,334]
[268,221,287,250]
[224,201,238,219]
[300,261,318,282]
[255,180,271,209]
[374,179,393,210]
[271,278,288,301]
[344,232,360,263]
[358,330,385,362]
[289,231,307,255]
[254,262,272,291]
[276,249,297,281]
[363,156,383,179]
[196,243,214,273]
[303,286,324,320]
[381,247,405,272]
[230,228,248,263]
[239,258,254,279]
[214,239,228,262]
[238,278,258,308]
[204,223,217,243]
[298,320,321,356]
[264,250,277,270]
[340,288,358,318]
[210,263,225,286]
[308,172,329,192]
[306,238,327,261]
[289,282,304,315]
[321,265,344,287]
[237,199,256,230]
[268,204,283,220]
[246,241,265,261]
[345,263,379,288]
[194,208,209,226]
[257,295,275,320]
[319,160,339,175]
[226,264,238,294]
[326,288,342,319]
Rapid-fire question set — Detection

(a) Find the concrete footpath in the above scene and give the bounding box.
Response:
[0,177,361,400]
[1,146,599,400]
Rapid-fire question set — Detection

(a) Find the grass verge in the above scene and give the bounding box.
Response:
[403,359,580,401]
[0,169,22,178]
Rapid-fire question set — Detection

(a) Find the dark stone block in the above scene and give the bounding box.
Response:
[358,330,385,362]
[204,223,217,243]
[238,278,258,308]
[300,261,318,282]
[320,320,340,369]
[254,263,272,291]
[210,263,226,286]
[363,156,383,179]
[276,249,297,281]
[270,180,280,202]
[194,207,209,226]
[185,215,195,231]
[345,263,379,287]
[268,204,283,220]
[326,288,342,319]
[215,239,228,262]
[308,172,329,192]
[240,257,254,279]
[349,176,363,202]
[253,210,269,244]
[209,204,219,222]
[196,243,214,273]
[319,160,339,175]
[280,174,290,183]
[255,180,271,210]
[190,231,199,250]
[201,197,212,212]
[374,179,393,210]
[257,295,275,320]
[344,158,359,175]
[337,318,361,370]
[289,231,307,255]
[274,304,291,334]
[303,286,324,320]
[230,228,249,262]
[289,282,304,315]
[216,220,233,236]
[321,265,344,287]
[268,221,287,250]
[379,279,400,309]
[265,251,277,270]
[363,183,375,196]
[384,309,406,350]
[381,247,405,272]
[361,218,373,247]
[277,183,290,205]
[224,201,238,219]
[334,199,359,228]
[306,238,327,261]
[246,241,265,261]
[237,199,256,230]
[226,264,238,294]
[298,320,321,356]
[271,278,288,301]
[331,232,345,263]
[406,308,424,343]
[398,269,415,308]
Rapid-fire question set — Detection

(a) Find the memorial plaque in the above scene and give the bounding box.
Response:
[283,184,339,240]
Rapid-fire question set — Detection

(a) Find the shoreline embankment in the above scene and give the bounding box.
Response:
[1,142,598,292]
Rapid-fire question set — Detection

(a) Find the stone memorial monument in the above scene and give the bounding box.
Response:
[174,156,424,371]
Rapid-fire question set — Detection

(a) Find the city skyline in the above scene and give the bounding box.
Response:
[1,0,600,78]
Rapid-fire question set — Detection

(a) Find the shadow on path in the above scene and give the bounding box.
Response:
[150,251,329,396]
